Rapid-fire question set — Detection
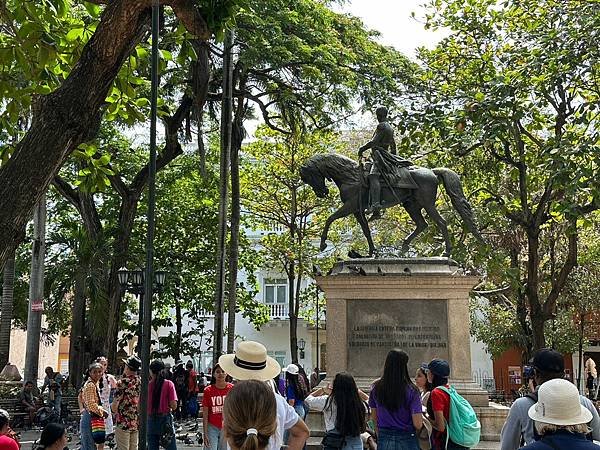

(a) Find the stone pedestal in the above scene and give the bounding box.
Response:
[316,257,488,407]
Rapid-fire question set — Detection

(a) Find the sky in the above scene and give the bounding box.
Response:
[334,0,447,59]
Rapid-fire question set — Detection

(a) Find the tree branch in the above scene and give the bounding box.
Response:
[164,0,210,40]
[52,175,80,209]
[543,221,577,317]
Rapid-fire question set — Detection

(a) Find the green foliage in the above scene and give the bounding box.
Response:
[241,127,342,332]
[233,0,415,131]
[470,296,526,358]
[0,1,97,137]
[401,0,600,350]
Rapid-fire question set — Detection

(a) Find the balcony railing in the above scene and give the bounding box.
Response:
[268,303,288,319]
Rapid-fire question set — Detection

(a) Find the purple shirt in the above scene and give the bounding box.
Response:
[148,379,178,414]
[368,385,422,431]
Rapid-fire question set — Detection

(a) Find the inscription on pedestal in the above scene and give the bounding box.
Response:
[347,299,449,377]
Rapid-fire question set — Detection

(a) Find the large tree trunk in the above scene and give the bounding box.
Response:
[0,251,16,369]
[24,196,47,382]
[68,263,87,388]
[213,31,234,363]
[191,41,210,177]
[0,0,211,270]
[226,95,245,353]
[526,231,546,351]
[0,1,153,269]
[288,264,298,364]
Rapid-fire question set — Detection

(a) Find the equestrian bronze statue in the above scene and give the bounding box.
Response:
[300,150,485,258]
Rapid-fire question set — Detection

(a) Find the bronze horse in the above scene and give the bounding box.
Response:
[300,153,485,257]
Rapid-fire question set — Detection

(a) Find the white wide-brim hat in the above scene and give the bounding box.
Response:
[286,364,299,375]
[218,341,281,381]
[528,378,593,426]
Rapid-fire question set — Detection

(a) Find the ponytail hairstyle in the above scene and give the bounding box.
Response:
[39,422,66,448]
[150,359,166,413]
[223,380,277,450]
[426,372,449,418]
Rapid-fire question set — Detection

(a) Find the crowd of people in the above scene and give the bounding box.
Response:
[3,344,600,450]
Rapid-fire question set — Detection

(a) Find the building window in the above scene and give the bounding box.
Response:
[268,350,286,368]
[264,278,287,304]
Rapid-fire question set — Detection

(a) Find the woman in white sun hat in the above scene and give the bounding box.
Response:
[522,378,600,450]
[218,341,310,450]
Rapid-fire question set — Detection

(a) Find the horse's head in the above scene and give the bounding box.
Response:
[300,162,329,198]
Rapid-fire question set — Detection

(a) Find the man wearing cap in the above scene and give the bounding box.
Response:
[500,348,600,450]
[523,378,600,450]
[112,356,142,450]
[219,341,310,450]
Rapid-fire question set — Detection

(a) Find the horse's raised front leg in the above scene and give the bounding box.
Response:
[353,212,376,257]
[401,201,428,255]
[320,201,356,251]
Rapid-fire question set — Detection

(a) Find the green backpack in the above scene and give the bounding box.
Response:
[437,386,481,448]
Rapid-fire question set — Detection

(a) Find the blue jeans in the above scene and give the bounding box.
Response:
[205,423,224,450]
[378,428,419,450]
[147,414,176,450]
[330,429,363,450]
[49,394,62,417]
[79,411,95,450]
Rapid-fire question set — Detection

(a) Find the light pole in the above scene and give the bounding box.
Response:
[315,284,320,372]
[117,268,166,355]
[118,268,145,355]
[117,267,166,448]
[298,338,306,360]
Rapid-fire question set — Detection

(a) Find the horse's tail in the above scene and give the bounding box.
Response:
[432,168,486,244]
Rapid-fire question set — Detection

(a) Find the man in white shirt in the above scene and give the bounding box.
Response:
[219,341,310,450]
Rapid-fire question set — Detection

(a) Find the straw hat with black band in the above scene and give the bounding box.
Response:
[218,341,281,381]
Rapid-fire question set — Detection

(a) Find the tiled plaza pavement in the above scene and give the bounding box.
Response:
[14,419,205,450]
[15,426,500,450]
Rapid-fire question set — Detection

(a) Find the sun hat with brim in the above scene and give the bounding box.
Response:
[286,364,299,375]
[528,378,592,426]
[123,355,141,372]
[218,341,281,381]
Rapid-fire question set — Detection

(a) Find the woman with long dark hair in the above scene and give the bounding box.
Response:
[285,364,308,420]
[415,365,432,404]
[305,372,368,450]
[415,366,433,450]
[368,349,423,450]
[147,359,177,450]
[202,364,233,450]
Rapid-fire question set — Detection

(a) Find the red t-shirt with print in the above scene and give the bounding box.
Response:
[202,383,233,429]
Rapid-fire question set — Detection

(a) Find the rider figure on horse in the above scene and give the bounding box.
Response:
[358,106,416,220]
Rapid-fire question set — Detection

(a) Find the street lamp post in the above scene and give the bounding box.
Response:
[298,338,306,360]
[117,267,166,449]
[118,268,158,356]
[315,284,320,372]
